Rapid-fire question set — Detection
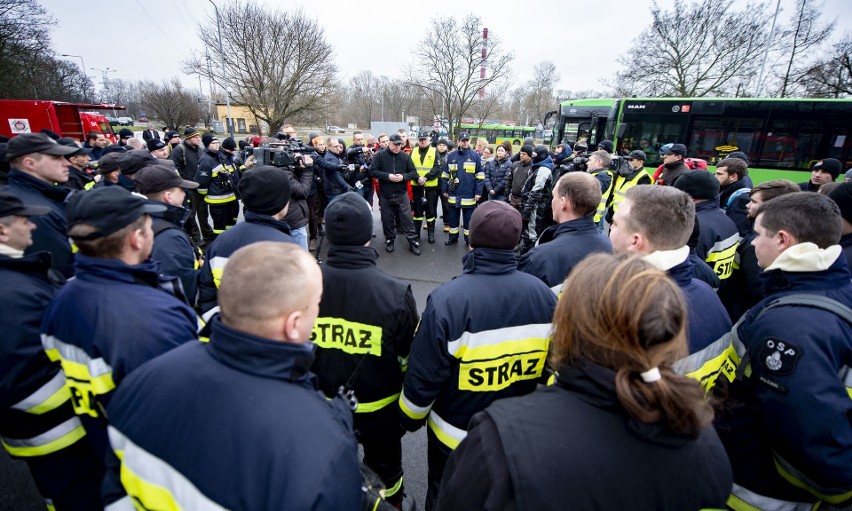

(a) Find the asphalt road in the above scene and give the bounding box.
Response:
[1,199,464,510]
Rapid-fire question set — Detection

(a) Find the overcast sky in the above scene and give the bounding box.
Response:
[43,0,852,96]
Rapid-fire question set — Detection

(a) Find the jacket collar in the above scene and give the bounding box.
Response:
[556,359,697,444]
[326,245,378,269]
[761,252,850,294]
[8,169,73,202]
[150,201,190,228]
[462,248,517,275]
[764,242,842,273]
[644,246,692,285]
[207,316,316,384]
[74,253,163,288]
[551,216,598,237]
[245,211,292,235]
[0,251,53,275]
[695,197,722,211]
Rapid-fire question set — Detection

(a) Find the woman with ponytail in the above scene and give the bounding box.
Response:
[435,253,732,510]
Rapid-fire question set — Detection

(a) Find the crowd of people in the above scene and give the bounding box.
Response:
[0,123,850,511]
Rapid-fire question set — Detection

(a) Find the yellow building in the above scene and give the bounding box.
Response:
[214,103,269,135]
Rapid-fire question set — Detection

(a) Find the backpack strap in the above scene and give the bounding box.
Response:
[726,187,751,208]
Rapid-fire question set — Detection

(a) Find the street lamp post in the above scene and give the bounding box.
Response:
[61,54,90,102]
[91,67,116,111]
[207,0,234,137]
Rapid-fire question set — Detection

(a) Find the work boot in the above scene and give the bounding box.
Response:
[444,238,458,246]
[386,240,394,253]
[409,241,421,256]
[427,227,435,244]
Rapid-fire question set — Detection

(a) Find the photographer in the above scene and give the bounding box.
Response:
[346,131,373,205]
[281,148,315,251]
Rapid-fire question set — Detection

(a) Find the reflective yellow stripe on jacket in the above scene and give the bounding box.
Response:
[1,416,86,457]
[706,233,740,280]
[41,334,115,418]
[10,371,71,415]
[610,170,650,214]
[108,427,227,510]
[311,317,383,356]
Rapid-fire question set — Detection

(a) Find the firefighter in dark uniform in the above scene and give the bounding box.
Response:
[194,136,239,236]
[410,132,442,244]
[399,201,558,510]
[310,193,419,508]
[0,192,104,510]
[442,132,484,245]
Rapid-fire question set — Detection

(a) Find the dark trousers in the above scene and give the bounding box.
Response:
[356,180,374,207]
[379,194,417,244]
[412,187,439,230]
[439,194,450,223]
[356,408,404,506]
[23,439,105,510]
[307,193,318,240]
[446,205,474,242]
[186,189,215,241]
[425,428,452,511]
[209,200,239,234]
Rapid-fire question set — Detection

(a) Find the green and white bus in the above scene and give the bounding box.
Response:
[545,97,852,182]
[458,123,537,147]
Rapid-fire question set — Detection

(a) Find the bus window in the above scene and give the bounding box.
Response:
[689,117,762,165]
[618,119,686,166]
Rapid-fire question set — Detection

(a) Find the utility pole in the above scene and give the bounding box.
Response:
[756,0,782,97]
[207,0,234,137]
[91,67,116,111]
[60,54,90,102]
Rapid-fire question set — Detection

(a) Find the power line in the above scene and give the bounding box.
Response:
[135,0,180,48]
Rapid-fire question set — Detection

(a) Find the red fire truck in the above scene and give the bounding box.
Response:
[0,100,121,143]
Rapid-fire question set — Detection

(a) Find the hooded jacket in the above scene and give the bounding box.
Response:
[437,360,732,511]
[485,155,512,199]
[105,317,362,511]
[715,248,852,508]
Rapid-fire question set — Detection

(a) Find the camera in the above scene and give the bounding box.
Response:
[254,134,318,170]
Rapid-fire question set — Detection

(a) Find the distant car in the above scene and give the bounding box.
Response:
[326,125,344,134]
[106,116,119,126]
[117,116,134,126]
[138,117,149,123]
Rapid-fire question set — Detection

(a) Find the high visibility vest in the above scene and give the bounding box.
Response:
[610,169,651,214]
[593,170,614,223]
[411,146,438,187]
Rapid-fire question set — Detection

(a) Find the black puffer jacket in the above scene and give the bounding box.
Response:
[283,166,314,229]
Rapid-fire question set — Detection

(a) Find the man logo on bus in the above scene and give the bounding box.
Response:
[672,106,681,113]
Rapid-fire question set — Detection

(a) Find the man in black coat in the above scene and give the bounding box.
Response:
[141,125,160,143]
[369,134,421,255]
[169,128,214,244]
[519,172,612,292]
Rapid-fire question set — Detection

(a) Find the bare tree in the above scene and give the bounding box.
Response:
[138,78,206,130]
[349,70,381,127]
[408,15,513,139]
[523,61,559,126]
[801,34,852,97]
[774,0,834,97]
[187,1,337,131]
[609,0,771,97]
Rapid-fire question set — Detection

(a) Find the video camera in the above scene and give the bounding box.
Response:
[571,146,592,172]
[253,133,318,170]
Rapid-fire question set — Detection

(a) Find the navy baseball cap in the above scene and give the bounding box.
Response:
[67,187,165,240]
[0,192,50,217]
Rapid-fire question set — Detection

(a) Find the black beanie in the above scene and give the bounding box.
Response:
[827,182,852,223]
[674,170,720,200]
[238,166,292,215]
[469,201,522,250]
[221,138,236,151]
[519,145,534,157]
[325,193,373,246]
[813,158,842,181]
[202,133,217,148]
